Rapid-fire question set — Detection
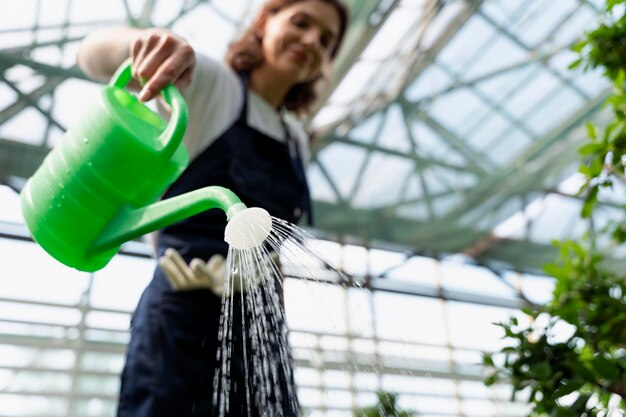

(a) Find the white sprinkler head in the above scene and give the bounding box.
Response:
[224,207,272,249]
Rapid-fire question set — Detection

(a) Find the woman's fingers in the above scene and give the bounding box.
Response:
[130,32,161,79]
[128,29,195,101]
[175,66,193,91]
[140,51,194,101]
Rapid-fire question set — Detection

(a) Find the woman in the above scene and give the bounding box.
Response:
[77,1,348,416]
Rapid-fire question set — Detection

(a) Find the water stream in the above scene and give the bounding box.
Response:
[213,215,382,417]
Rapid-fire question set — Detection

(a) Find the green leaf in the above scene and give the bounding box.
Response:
[552,378,585,399]
[544,263,563,278]
[482,353,495,367]
[533,361,551,380]
[568,58,582,70]
[607,0,626,12]
[578,143,604,157]
[485,373,498,386]
[590,355,619,380]
[581,187,599,218]
[586,122,598,141]
[578,164,590,176]
[571,40,587,53]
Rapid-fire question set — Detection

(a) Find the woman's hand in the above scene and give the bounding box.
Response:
[129,28,196,102]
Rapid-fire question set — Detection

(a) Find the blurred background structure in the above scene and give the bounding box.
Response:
[1,0,624,416]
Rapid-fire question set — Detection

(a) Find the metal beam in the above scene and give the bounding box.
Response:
[3,37,85,54]
[406,91,609,239]
[312,0,484,138]
[411,104,495,172]
[0,52,88,80]
[309,0,402,117]
[0,138,50,182]
[413,47,567,104]
[328,134,480,173]
[2,75,66,132]
[0,75,64,125]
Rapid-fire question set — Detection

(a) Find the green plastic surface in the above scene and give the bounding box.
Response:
[20,59,245,272]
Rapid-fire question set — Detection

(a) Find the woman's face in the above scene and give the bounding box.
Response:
[260,0,341,85]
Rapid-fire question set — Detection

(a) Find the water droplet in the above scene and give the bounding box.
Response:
[88,162,93,167]
[83,138,89,144]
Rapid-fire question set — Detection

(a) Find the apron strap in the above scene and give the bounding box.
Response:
[237,72,314,226]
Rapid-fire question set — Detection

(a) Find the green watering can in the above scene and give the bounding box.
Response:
[20,60,271,272]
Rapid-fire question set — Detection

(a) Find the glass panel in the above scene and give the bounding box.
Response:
[551,4,598,46]
[484,129,532,166]
[428,89,492,136]
[0,107,47,145]
[528,194,582,243]
[307,162,340,203]
[375,293,447,345]
[90,255,154,311]
[68,0,127,23]
[465,111,515,150]
[284,280,346,334]
[0,186,23,223]
[387,255,437,286]
[352,153,415,208]
[510,0,578,47]
[410,121,467,165]
[1,1,37,32]
[475,63,538,103]
[328,61,380,105]
[0,239,89,304]
[404,64,453,102]
[437,15,496,75]
[172,6,237,58]
[378,104,412,153]
[51,79,101,128]
[501,71,561,120]
[316,143,368,199]
[0,394,67,416]
[481,0,527,26]
[525,86,585,134]
[440,261,516,299]
[80,351,125,374]
[463,34,527,81]
[349,112,383,143]
[445,301,518,350]
[361,7,422,61]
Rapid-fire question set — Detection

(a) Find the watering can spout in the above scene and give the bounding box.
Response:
[91,186,247,254]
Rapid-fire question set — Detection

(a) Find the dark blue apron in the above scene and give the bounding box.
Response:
[117,73,311,417]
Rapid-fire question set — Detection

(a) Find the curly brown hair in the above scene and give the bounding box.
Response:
[225,0,349,115]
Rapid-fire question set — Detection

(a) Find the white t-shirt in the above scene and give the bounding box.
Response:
[179,53,311,165]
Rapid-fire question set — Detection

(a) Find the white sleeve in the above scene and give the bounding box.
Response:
[178,54,241,161]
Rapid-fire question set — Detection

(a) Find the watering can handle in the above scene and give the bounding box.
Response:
[110,58,189,159]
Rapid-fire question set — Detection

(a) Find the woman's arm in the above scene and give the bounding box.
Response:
[76,27,196,102]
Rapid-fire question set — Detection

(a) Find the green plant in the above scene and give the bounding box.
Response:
[483,2,626,416]
[570,1,626,229]
[354,391,412,417]
[484,241,626,415]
